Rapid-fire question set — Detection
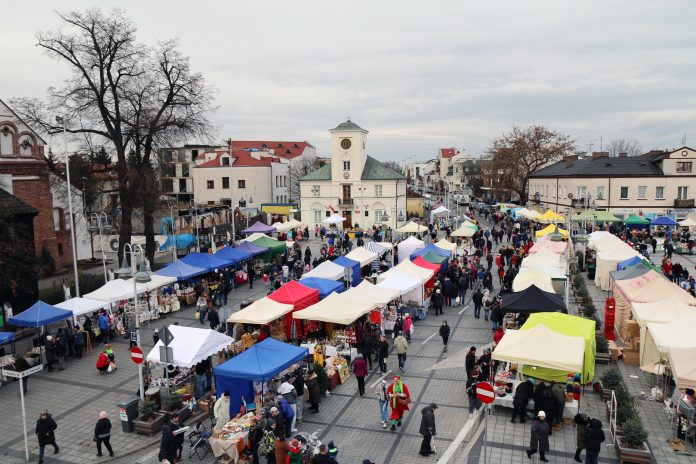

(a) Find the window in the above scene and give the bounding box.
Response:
[65,212,72,231]
[620,186,629,199]
[313,210,321,223]
[637,186,647,199]
[275,176,279,187]
[177,150,186,162]
[326,211,331,217]
[375,185,383,197]
[207,180,214,189]
[161,164,176,177]
[596,186,605,200]
[53,208,62,231]
[238,179,246,189]
[222,177,229,189]
[374,210,385,223]
[655,186,665,199]
[181,164,189,177]
[191,149,199,161]
[677,162,693,173]
[161,179,173,193]
[221,157,230,166]
[179,179,187,192]
[284,176,287,187]
[163,151,173,162]
[343,161,351,171]
[678,186,689,200]
[577,186,587,199]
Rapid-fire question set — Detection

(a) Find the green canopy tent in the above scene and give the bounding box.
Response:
[624,214,650,225]
[418,250,449,267]
[250,235,287,260]
[520,312,596,383]
[572,210,621,223]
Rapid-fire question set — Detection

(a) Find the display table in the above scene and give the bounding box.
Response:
[492,393,578,418]
[209,415,253,461]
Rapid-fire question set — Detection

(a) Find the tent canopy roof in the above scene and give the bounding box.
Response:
[648,321,696,352]
[502,285,567,313]
[596,246,641,261]
[345,247,379,266]
[293,292,376,325]
[512,269,555,293]
[180,252,234,271]
[624,214,650,225]
[679,218,696,227]
[451,223,478,237]
[235,241,268,256]
[396,221,428,233]
[269,280,320,305]
[84,279,148,303]
[535,224,568,239]
[322,213,346,224]
[434,239,458,252]
[537,209,565,223]
[492,324,585,373]
[147,325,233,367]
[610,261,654,282]
[529,237,567,255]
[8,301,73,327]
[298,277,344,298]
[156,260,208,280]
[343,280,400,306]
[364,241,388,256]
[214,338,308,382]
[55,297,110,317]
[300,260,345,281]
[632,295,696,326]
[521,249,564,269]
[250,235,287,251]
[651,216,679,226]
[380,259,434,284]
[0,332,14,344]
[227,297,294,325]
[215,246,253,263]
[411,243,451,259]
[241,221,276,234]
[399,235,425,247]
[412,256,442,273]
[376,272,422,294]
[669,346,696,390]
[572,210,621,222]
[615,271,696,305]
[125,274,176,292]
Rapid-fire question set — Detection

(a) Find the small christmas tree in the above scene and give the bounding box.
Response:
[621,417,648,448]
[600,366,621,391]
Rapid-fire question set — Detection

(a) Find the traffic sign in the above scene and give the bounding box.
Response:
[476,382,495,404]
[130,346,144,365]
[159,326,175,347]
[160,346,174,364]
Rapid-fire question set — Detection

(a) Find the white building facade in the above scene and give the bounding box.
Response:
[299,120,407,229]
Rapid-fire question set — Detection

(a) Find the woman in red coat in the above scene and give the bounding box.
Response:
[387,375,411,432]
[96,351,110,374]
[493,326,505,345]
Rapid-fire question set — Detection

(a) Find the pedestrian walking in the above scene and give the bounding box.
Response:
[196,295,207,324]
[352,354,368,396]
[439,321,450,352]
[248,264,255,289]
[472,287,483,319]
[376,379,390,428]
[465,346,477,378]
[431,289,444,315]
[526,411,550,462]
[511,379,534,423]
[466,368,482,414]
[36,410,59,463]
[377,335,389,374]
[388,375,411,431]
[207,307,220,331]
[278,377,299,432]
[573,413,590,462]
[583,418,606,464]
[394,332,408,372]
[418,403,438,456]
[403,314,413,341]
[94,411,114,457]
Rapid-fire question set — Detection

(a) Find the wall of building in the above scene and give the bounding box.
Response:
[192,165,273,210]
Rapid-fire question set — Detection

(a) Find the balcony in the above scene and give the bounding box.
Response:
[674,199,695,208]
[338,198,354,206]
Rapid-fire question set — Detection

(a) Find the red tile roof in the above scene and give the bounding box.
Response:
[229,141,314,159]
[440,148,458,158]
[195,150,281,168]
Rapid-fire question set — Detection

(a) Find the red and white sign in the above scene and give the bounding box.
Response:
[476,382,495,404]
[130,346,144,365]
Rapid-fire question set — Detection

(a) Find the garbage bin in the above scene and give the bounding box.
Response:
[117,397,140,433]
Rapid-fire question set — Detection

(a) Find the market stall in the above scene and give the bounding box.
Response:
[332,256,361,286]
[55,297,110,320]
[414,251,448,270]
[651,216,680,227]
[521,248,565,271]
[248,234,287,259]
[528,237,567,255]
[434,239,458,253]
[512,268,556,294]
[298,277,345,298]
[234,241,268,257]
[214,246,253,263]
[594,246,642,290]
[293,292,376,325]
[410,243,452,260]
[300,260,345,281]
[668,346,696,390]
[534,224,568,239]
[429,205,449,224]
[501,285,567,316]
[412,256,442,277]
[344,280,400,330]
[632,296,696,365]
[396,221,428,235]
[155,260,208,280]
[241,221,276,235]
[345,246,379,267]
[616,255,646,270]
[180,252,235,272]
[572,209,621,224]
[397,235,425,263]
[322,213,346,225]
[588,233,624,252]
[83,279,148,303]
[8,301,73,327]
[364,241,389,257]
[227,297,294,326]
[642,322,696,373]
[269,281,320,340]
[379,259,434,284]
[536,209,565,224]
[450,222,478,238]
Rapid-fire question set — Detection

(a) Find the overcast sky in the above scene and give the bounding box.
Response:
[3,1,696,161]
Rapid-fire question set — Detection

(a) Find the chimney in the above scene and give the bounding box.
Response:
[564,155,578,167]
[618,152,628,157]
[592,151,609,159]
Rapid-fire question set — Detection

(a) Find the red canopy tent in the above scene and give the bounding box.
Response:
[269,280,320,339]
[412,256,441,288]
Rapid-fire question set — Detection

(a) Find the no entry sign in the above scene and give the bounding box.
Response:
[130,346,144,365]
[476,382,495,404]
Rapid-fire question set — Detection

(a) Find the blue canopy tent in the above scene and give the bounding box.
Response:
[651,216,679,227]
[8,301,73,327]
[0,332,14,344]
[332,256,361,286]
[155,260,208,280]
[617,255,644,270]
[298,277,345,298]
[235,241,269,257]
[409,243,452,260]
[179,252,234,272]
[214,246,253,263]
[214,338,309,412]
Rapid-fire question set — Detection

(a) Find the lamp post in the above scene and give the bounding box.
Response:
[56,116,80,297]
[168,202,177,262]
[89,212,112,284]
[189,203,200,251]
[115,243,151,402]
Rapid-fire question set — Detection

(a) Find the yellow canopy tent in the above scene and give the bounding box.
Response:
[536,209,565,223]
[535,224,568,239]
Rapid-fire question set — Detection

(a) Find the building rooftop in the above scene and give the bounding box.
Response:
[361,155,405,180]
[530,155,663,177]
[331,119,365,132]
[228,140,314,160]
[195,150,281,168]
[300,163,331,181]
[439,148,458,158]
[0,188,38,216]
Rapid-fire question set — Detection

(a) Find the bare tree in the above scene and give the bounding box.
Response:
[381,161,404,174]
[289,155,323,202]
[487,125,575,203]
[606,138,643,157]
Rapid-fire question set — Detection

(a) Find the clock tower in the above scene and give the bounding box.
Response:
[329,119,368,183]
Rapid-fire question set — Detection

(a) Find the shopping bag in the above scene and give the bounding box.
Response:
[194,311,200,320]
[454,296,461,305]
[107,363,113,373]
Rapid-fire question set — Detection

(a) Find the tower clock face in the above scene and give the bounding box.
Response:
[341,138,351,150]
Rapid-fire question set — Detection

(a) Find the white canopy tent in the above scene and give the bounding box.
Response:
[293,292,377,325]
[125,274,176,292]
[397,236,425,263]
[84,279,148,303]
[379,259,434,285]
[668,346,696,390]
[55,297,110,317]
[364,241,389,256]
[242,232,271,242]
[345,247,379,267]
[146,325,234,367]
[679,218,696,227]
[451,223,478,238]
[227,297,294,325]
[594,246,642,291]
[376,272,422,295]
[322,213,346,224]
[588,231,611,241]
[491,325,585,373]
[588,234,624,252]
[434,239,458,252]
[512,268,556,293]
[396,221,428,234]
[632,296,696,364]
[343,280,400,306]
[430,205,450,223]
[521,249,564,270]
[641,321,696,372]
[300,260,345,281]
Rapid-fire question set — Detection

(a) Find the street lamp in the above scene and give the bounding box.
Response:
[189,203,200,251]
[116,243,150,402]
[89,212,112,284]
[55,116,81,297]
[550,223,564,242]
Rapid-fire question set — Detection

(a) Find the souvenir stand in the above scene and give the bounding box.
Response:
[55,297,110,323]
[84,280,150,333]
[234,241,269,284]
[300,260,345,281]
[268,281,320,341]
[155,260,208,305]
[376,273,423,319]
[0,332,16,376]
[7,301,73,367]
[344,280,400,333]
[378,259,434,315]
[667,346,696,442]
[212,339,308,462]
[125,274,178,317]
[491,324,584,418]
[226,298,295,350]
[397,235,425,263]
[298,277,345,298]
[145,325,234,405]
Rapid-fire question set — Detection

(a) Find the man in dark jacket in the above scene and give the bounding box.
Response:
[526,411,550,462]
[431,289,445,315]
[306,372,321,413]
[583,418,605,464]
[478,348,492,382]
[511,379,534,423]
[159,417,177,464]
[207,307,220,331]
[465,346,477,378]
[458,274,469,304]
[377,335,389,374]
[418,403,438,456]
[472,288,483,318]
[36,411,59,463]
